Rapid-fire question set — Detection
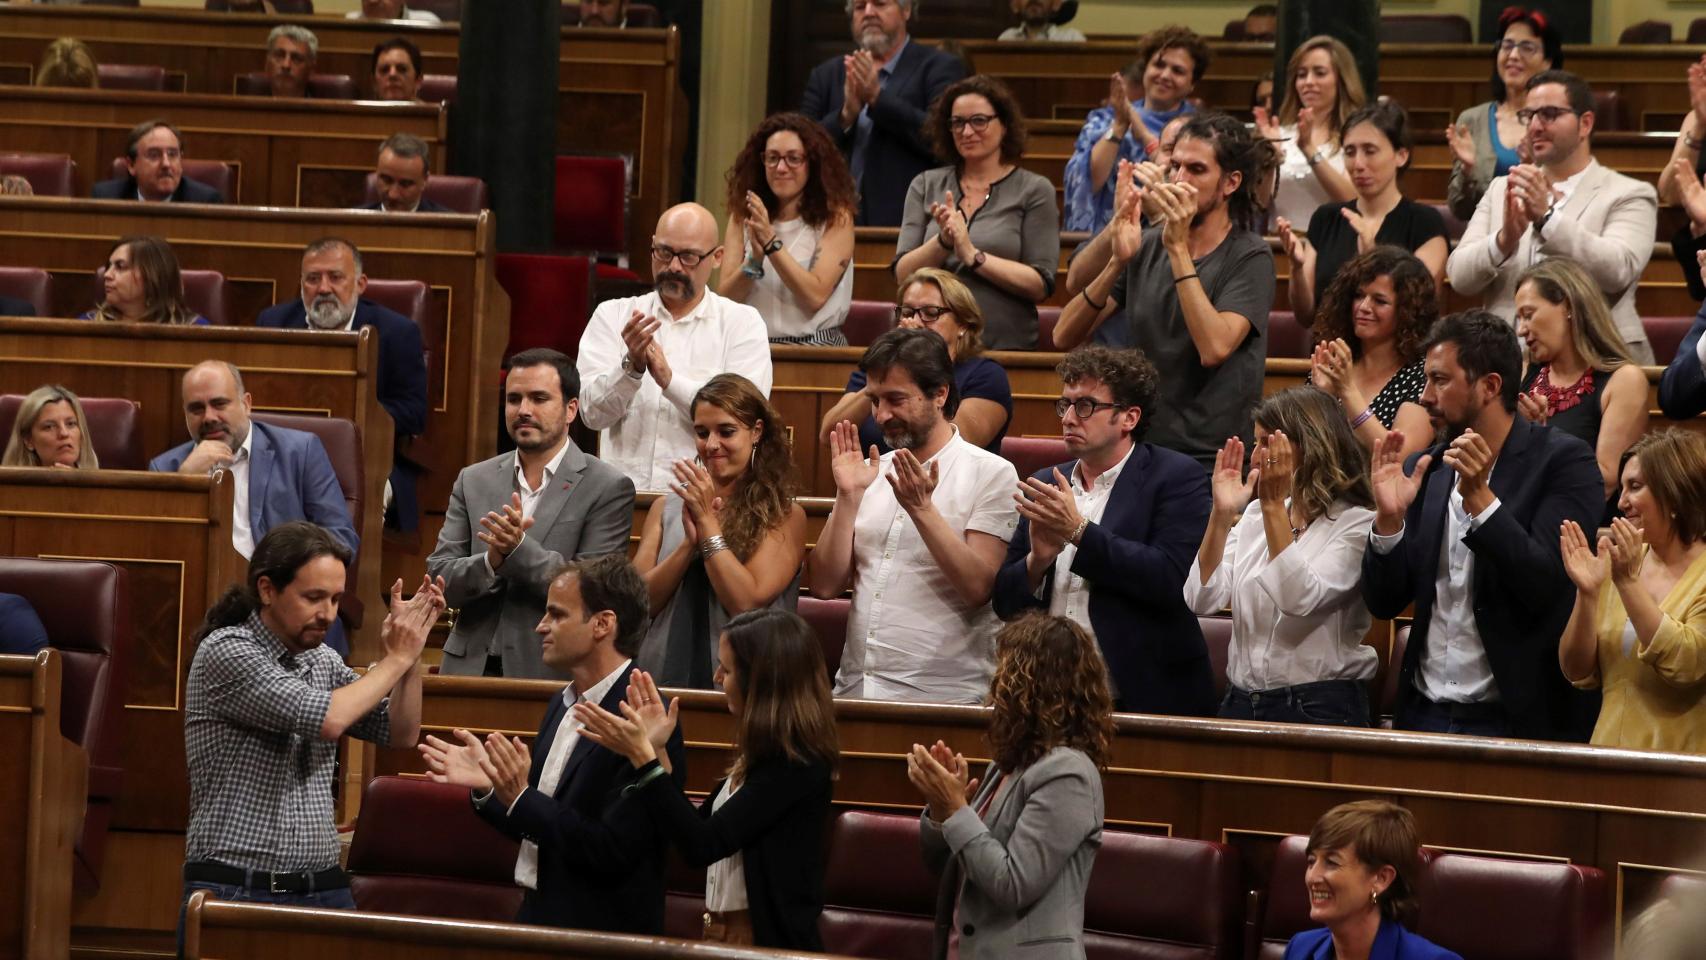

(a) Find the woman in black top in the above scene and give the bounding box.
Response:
[1279,100,1447,321]
[576,608,838,950]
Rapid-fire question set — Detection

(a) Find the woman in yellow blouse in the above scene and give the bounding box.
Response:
[1559,428,1706,752]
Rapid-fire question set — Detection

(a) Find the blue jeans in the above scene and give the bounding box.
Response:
[176,877,355,957]
[1218,679,1371,727]
[1397,693,1512,737]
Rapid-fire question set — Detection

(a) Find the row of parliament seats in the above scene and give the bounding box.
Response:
[193,0,663,25]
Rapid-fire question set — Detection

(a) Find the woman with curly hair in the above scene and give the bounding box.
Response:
[1308,246,1437,462]
[718,112,857,345]
[633,373,807,688]
[1188,387,1377,726]
[893,74,1061,349]
[908,613,1113,959]
[81,236,207,325]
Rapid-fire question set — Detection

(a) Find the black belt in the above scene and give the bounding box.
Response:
[184,860,348,894]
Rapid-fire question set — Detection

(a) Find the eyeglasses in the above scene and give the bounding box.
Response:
[1054,397,1125,420]
[1498,39,1543,58]
[763,151,807,169]
[949,114,997,133]
[651,243,717,268]
[1516,106,1578,125]
[895,304,953,321]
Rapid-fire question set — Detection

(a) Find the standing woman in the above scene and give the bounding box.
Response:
[1278,101,1448,321]
[81,236,207,325]
[1449,8,1561,221]
[633,373,807,689]
[1255,36,1366,231]
[893,74,1060,350]
[1,384,99,469]
[908,613,1112,960]
[1187,387,1378,726]
[718,112,857,345]
[576,609,838,949]
[1308,247,1439,462]
[1560,429,1706,753]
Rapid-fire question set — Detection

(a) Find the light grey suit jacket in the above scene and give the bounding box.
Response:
[920,747,1104,960]
[427,442,635,678]
[1446,158,1656,359]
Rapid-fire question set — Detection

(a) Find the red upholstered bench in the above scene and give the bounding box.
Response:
[348,775,523,921]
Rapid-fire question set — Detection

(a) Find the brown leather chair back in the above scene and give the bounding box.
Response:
[180,270,232,326]
[234,72,358,98]
[0,152,77,197]
[251,413,365,627]
[363,173,488,212]
[418,73,457,104]
[364,279,430,329]
[1000,435,1068,481]
[348,775,523,920]
[108,156,236,202]
[0,394,145,469]
[0,266,52,314]
[1266,310,1310,359]
[819,810,938,959]
[797,596,848,681]
[1084,830,1242,959]
[1378,14,1472,42]
[1255,834,1312,960]
[96,63,167,91]
[844,300,896,347]
[1418,854,1609,960]
[410,0,460,19]
[1644,316,1694,366]
[1619,20,1673,43]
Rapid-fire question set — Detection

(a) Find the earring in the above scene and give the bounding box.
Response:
[1370,890,1379,905]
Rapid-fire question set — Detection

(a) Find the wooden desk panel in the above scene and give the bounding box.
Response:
[0,651,83,960]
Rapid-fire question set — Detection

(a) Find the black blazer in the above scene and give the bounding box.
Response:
[475,664,687,934]
[625,755,833,950]
[992,443,1216,716]
[0,296,35,317]
[361,196,452,213]
[1361,417,1604,741]
[799,39,965,226]
[90,174,225,204]
[1659,300,1706,420]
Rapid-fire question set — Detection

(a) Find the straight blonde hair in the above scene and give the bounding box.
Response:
[1515,258,1635,372]
[1,384,100,469]
[1276,35,1367,134]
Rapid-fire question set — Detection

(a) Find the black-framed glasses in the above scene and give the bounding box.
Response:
[763,151,807,169]
[1054,397,1125,419]
[651,243,717,268]
[949,114,996,133]
[1516,106,1579,125]
[895,304,953,321]
[1498,38,1543,58]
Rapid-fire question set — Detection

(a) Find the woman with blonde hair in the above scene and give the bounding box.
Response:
[1560,428,1706,753]
[909,613,1113,959]
[1514,257,1646,503]
[2,384,99,469]
[36,38,97,88]
[633,373,806,689]
[1255,35,1367,229]
[817,267,1012,454]
[1187,386,1377,726]
[81,236,207,325]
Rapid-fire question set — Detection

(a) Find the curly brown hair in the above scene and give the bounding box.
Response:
[1134,24,1211,84]
[927,74,1028,168]
[725,112,857,231]
[987,614,1114,771]
[690,373,799,561]
[1311,246,1437,364]
[1056,345,1159,441]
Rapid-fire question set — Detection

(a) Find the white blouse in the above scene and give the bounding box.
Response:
[1272,124,1346,231]
[1184,498,1377,691]
[744,218,852,340]
[703,778,747,912]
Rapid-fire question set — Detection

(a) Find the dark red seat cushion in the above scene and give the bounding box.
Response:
[348,775,522,921]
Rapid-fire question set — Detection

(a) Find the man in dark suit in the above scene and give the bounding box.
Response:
[90,120,225,204]
[800,0,965,226]
[0,296,35,317]
[256,237,429,531]
[420,554,684,934]
[992,345,1216,715]
[1362,311,1603,741]
[361,133,451,213]
[1659,282,1706,419]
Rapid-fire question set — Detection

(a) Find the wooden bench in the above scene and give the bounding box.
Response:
[0,650,85,960]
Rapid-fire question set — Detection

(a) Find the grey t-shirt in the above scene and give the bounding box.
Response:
[1109,225,1275,468]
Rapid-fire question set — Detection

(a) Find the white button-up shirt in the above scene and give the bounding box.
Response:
[229,428,256,559]
[575,289,772,491]
[482,439,573,577]
[1370,474,1504,703]
[703,778,747,912]
[835,429,1019,704]
[1047,445,1134,638]
[1185,498,1378,691]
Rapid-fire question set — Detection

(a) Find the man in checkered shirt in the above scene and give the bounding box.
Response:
[176,521,445,952]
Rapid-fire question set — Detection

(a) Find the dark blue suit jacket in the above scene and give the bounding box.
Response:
[1361,417,1602,741]
[255,297,429,530]
[360,196,451,213]
[90,174,225,204]
[800,39,965,226]
[0,593,49,655]
[0,296,36,317]
[1285,920,1462,960]
[992,443,1215,716]
[1659,300,1706,420]
[475,663,686,934]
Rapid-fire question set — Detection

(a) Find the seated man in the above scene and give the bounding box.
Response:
[576,0,630,27]
[0,592,49,655]
[362,134,448,212]
[91,120,225,204]
[265,24,320,99]
[575,202,771,490]
[255,238,428,530]
[1241,3,1277,41]
[421,554,685,934]
[1362,311,1603,741]
[992,346,1215,715]
[1447,69,1657,362]
[807,328,1019,704]
[370,37,424,101]
[1056,112,1276,472]
[347,0,441,23]
[998,0,1085,42]
[428,349,634,678]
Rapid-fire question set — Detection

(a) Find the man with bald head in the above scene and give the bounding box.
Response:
[575,203,772,489]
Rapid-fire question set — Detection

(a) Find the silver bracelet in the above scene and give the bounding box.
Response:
[698,535,729,561]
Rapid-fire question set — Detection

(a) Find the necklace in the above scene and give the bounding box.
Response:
[1529,363,1596,415]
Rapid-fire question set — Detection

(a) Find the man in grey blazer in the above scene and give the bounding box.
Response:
[427,348,635,678]
[1447,69,1657,362]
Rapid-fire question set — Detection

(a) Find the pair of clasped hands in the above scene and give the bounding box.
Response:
[1368,428,1498,528]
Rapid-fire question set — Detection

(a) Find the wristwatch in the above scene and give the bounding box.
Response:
[1101,126,1125,143]
[967,250,987,272]
[1307,147,1329,166]
[621,353,645,379]
[762,236,784,256]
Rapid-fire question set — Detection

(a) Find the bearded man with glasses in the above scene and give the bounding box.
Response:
[575,202,772,491]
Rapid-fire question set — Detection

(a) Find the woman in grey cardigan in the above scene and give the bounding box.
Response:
[1444,8,1560,221]
[910,614,1114,959]
[893,74,1060,350]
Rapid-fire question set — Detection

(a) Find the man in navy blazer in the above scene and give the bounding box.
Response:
[256,238,428,531]
[359,133,453,213]
[1659,295,1706,420]
[422,555,684,934]
[993,346,1215,715]
[89,120,226,204]
[800,0,965,226]
[1361,312,1602,741]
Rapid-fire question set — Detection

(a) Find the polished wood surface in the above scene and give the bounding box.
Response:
[0,650,84,960]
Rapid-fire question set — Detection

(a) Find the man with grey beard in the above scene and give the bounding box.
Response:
[801,0,965,226]
[257,237,428,530]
